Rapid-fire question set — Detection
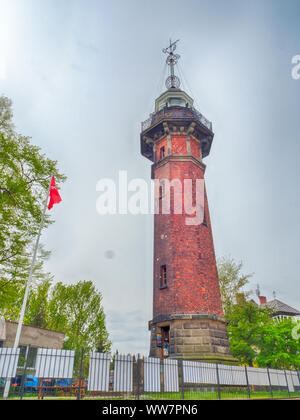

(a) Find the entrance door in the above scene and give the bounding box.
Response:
[161,326,170,358]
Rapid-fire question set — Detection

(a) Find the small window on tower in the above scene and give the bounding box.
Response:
[203,208,208,226]
[159,180,165,199]
[159,185,163,200]
[169,98,184,106]
[160,265,167,289]
[160,147,165,160]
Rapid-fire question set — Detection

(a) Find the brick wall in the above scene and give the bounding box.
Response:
[152,134,224,320]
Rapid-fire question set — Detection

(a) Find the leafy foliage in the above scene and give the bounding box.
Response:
[226,301,272,366]
[1,96,111,368]
[217,256,253,315]
[256,318,300,369]
[0,96,66,312]
[25,279,111,354]
[218,256,300,370]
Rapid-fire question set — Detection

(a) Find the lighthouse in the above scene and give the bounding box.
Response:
[141,40,234,363]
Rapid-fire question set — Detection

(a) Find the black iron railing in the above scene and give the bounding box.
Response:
[1,347,300,400]
[141,106,212,132]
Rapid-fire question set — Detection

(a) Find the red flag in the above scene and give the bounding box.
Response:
[48,176,62,210]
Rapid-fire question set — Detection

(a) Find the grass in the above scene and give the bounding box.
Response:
[3,388,300,400]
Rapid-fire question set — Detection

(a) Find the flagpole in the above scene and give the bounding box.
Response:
[3,177,52,399]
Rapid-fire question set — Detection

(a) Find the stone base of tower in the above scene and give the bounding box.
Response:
[149,314,237,365]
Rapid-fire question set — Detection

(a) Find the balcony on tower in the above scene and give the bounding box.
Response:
[140,87,214,163]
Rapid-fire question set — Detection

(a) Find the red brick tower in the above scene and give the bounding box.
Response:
[141,41,234,362]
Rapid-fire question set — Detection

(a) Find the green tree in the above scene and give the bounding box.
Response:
[26,279,111,354]
[217,256,253,315]
[226,301,272,366]
[25,279,112,374]
[0,95,66,312]
[218,256,300,370]
[256,318,300,370]
[24,276,52,328]
[0,96,14,136]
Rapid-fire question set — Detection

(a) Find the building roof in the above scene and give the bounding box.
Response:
[5,320,65,335]
[262,299,300,316]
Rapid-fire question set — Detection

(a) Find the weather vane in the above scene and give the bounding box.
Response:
[163,39,181,89]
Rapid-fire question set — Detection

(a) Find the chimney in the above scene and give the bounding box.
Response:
[259,296,267,305]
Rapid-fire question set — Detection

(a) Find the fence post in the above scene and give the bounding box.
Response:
[136,354,141,400]
[20,345,31,400]
[216,363,221,400]
[284,370,291,398]
[77,349,85,401]
[267,368,273,399]
[178,359,185,400]
[244,366,251,399]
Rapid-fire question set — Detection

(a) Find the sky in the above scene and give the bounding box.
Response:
[0,0,300,354]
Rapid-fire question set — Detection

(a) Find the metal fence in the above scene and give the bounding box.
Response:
[0,347,300,400]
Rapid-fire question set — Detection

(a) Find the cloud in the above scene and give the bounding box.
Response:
[107,310,150,355]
